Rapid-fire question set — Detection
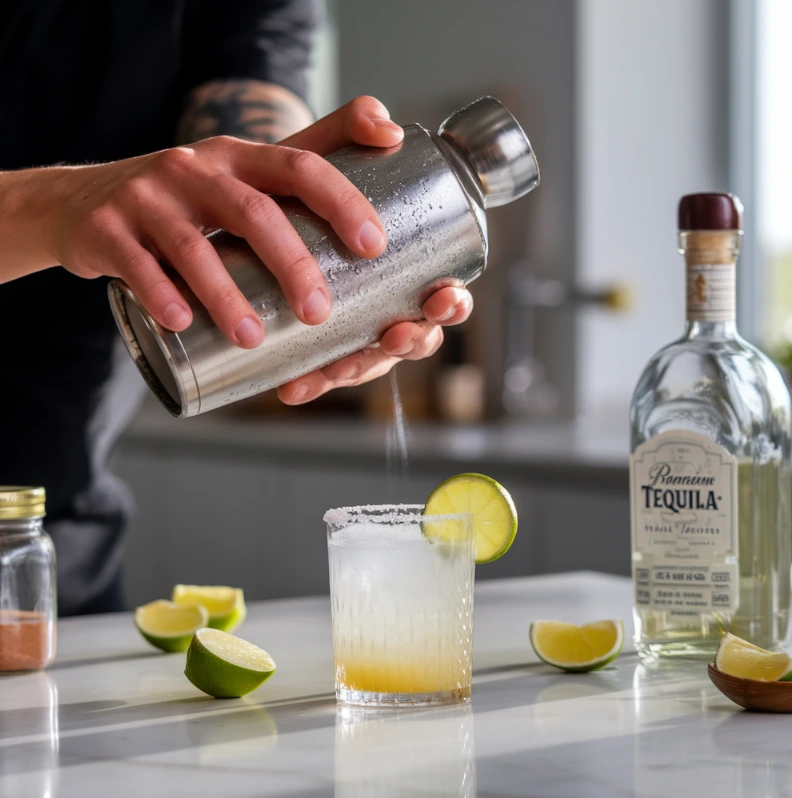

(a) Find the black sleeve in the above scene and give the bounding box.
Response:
[182,0,318,101]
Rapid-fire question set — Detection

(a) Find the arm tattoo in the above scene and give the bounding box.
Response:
[176,79,313,145]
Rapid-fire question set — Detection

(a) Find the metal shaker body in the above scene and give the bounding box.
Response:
[108,97,539,418]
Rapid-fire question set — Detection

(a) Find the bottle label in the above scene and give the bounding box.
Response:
[630,430,738,616]
[686,263,736,322]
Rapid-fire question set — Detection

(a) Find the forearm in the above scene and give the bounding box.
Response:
[0,166,76,283]
[176,80,314,145]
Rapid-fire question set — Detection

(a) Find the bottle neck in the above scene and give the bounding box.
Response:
[0,517,43,535]
[679,230,741,339]
[684,320,738,340]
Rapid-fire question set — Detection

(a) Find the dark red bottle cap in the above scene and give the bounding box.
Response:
[678,193,743,231]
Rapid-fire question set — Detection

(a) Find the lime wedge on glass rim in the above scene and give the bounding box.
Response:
[530,619,624,672]
[424,473,518,563]
[185,628,276,698]
[172,585,246,632]
[134,600,209,653]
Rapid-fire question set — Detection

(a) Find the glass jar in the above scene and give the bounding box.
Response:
[0,487,56,671]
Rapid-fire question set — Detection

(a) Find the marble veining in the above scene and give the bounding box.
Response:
[0,572,783,798]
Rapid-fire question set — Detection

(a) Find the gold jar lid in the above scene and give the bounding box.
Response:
[0,486,46,519]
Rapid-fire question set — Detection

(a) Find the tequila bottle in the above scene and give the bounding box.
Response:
[630,193,792,662]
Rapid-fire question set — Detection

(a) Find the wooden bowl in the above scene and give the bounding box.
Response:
[708,662,792,712]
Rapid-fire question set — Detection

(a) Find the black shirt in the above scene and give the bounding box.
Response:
[0,0,315,613]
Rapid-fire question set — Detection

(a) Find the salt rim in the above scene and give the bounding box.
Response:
[323,504,469,527]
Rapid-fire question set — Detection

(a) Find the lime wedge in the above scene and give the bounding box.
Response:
[185,628,276,698]
[424,473,518,563]
[172,585,246,632]
[530,619,624,672]
[134,600,208,653]
[715,632,791,681]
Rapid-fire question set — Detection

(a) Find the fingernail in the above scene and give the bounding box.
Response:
[371,118,403,135]
[437,306,456,323]
[163,303,190,330]
[302,288,331,324]
[292,384,310,403]
[331,361,358,381]
[389,340,413,357]
[234,315,263,347]
[359,220,386,253]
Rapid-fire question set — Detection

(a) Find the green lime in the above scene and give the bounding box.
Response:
[529,619,624,673]
[134,600,208,653]
[172,585,246,632]
[184,628,276,699]
[424,473,518,563]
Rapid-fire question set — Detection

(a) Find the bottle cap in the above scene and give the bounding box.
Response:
[0,486,46,520]
[678,193,743,231]
[438,96,540,209]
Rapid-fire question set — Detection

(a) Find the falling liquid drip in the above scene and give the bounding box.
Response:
[386,368,410,495]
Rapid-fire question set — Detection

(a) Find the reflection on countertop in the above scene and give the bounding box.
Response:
[121,399,630,477]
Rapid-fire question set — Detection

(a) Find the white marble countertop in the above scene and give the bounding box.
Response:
[1,571,785,798]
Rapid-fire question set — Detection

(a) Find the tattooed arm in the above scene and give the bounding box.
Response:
[177,79,314,145]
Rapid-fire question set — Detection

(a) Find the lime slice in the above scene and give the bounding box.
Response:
[424,473,518,564]
[134,600,208,653]
[530,619,624,672]
[715,632,791,681]
[172,585,246,632]
[185,628,276,698]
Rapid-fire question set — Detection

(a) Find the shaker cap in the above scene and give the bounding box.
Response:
[0,486,46,519]
[438,96,539,209]
[678,193,743,231]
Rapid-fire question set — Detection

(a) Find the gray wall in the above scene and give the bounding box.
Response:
[576,0,729,415]
[335,0,578,418]
[334,0,731,420]
[117,437,628,607]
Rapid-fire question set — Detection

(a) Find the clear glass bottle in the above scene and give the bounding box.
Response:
[0,487,57,671]
[630,193,792,662]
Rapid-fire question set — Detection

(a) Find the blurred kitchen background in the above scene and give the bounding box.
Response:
[114,0,792,606]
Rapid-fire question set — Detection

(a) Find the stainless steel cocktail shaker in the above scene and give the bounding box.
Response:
[108,96,539,418]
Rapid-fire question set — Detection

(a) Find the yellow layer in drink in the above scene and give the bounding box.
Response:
[335,657,470,694]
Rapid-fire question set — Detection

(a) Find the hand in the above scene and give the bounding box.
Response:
[45,95,473,400]
[49,97,402,348]
[274,98,474,405]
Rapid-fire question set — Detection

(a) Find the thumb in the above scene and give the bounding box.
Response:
[279,95,404,155]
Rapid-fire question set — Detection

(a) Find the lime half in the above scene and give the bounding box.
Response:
[134,600,208,653]
[530,619,624,672]
[185,628,276,698]
[172,585,247,633]
[715,632,791,682]
[424,473,518,563]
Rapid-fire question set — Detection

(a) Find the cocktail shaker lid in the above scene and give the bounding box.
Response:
[438,96,539,209]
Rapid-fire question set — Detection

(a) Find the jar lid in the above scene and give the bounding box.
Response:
[0,486,46,519]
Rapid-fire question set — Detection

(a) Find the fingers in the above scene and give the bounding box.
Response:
[276,285,473,405]
[75,220,194,332]
[197,176,331,325]
[422,286,473,326]
[380,320,444,360]
[278,346,401,405]
[222,141,388,259]
[144,215,263,347]
[279,96,404,154]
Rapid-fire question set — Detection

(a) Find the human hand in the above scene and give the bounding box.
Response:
[275,97,474,404]
[49,97,400,348]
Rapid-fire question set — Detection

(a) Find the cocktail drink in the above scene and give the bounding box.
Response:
[325,505,474,707]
